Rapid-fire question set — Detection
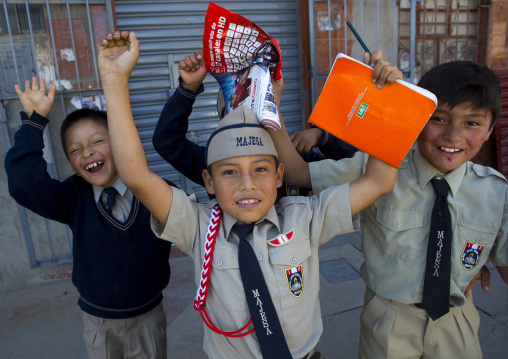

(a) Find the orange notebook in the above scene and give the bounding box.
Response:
[309,53,437,167]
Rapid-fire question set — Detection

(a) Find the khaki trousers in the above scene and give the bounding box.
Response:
[83,303,167,359]
[359,287,481,359]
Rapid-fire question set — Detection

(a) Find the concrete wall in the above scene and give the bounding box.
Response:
[1,99,75,293]
[0,3,94,292]
[487,0,508,69]
[350,0,396,65]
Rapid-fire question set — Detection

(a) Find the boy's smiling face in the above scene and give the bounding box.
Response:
[417,101,493,173]
[203,155,283,223]
[65,119,119,187]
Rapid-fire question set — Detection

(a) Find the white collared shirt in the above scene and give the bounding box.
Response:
[93,178,133,223]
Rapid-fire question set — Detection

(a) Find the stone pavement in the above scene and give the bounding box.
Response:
[1,231,507,358]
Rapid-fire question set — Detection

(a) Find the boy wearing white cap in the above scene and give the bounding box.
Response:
[97,31,397,359]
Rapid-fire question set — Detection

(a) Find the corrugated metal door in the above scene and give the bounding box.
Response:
[114,0,303,201]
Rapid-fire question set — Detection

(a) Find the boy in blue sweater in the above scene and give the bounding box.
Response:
[5,77,172,359]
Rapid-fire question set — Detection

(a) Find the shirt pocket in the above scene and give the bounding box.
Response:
[269,240,312,309]
[209,245,248,312]
[375,207,424,261]
[453,222,496,276]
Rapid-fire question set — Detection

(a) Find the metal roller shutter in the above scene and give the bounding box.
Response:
[114,0,303,201]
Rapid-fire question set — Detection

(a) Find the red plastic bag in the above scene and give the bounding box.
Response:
[202,2,281,81]
[202,2,283,129]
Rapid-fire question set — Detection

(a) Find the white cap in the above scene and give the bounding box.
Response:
[206,106,278,166]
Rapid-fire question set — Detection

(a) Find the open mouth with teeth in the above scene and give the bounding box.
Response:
[85,161,104,173]
[237,199,260,208]
[438,146,461,153]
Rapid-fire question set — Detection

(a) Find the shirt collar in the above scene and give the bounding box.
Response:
[220,204,280,241]
[414,147,466,196]
[92,178,128,203]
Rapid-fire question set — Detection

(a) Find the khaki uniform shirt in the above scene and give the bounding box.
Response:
[151,184,358,359]
[310,147,508,307]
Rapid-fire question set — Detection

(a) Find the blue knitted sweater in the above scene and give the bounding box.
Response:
[5,111,171,319]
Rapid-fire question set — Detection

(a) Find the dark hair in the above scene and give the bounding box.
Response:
[60,109,108,158]
[417,61,501,129]
[207,156,280,176]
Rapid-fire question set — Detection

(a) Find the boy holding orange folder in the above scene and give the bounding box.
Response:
[269,56,508,358]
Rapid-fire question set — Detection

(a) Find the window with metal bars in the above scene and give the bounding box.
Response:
[398,0,480,82]
[0,4,46,35]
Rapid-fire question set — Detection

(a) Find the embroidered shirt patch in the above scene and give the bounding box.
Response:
[267,229,294,246]
[286,184,299,196]
[460,240,484,270]
[285,265,303,298]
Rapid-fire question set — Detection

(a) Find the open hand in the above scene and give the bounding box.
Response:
[14,77,55,117]
[179,50,207,92]
[364,49,403,88]
[98,31,139,83]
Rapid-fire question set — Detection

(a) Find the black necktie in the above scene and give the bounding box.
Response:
[422,177,452,321]
[103,187,117,212]
[234,224,292,359]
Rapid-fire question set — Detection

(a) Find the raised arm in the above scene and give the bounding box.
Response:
[5,78,77,223]
[152,50,207,187]
[98,31,173,225]
[349,157,397,216]
[267,75,312,187]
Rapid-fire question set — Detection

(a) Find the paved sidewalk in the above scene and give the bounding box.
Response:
[1,231,507,358]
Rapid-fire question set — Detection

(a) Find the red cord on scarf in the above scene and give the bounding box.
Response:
[193,205,254,337]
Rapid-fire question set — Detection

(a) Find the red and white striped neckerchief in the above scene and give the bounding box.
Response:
[193,204,254,337]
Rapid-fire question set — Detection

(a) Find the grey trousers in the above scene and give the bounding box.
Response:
[359,287,481,359]
[83,303,167,359]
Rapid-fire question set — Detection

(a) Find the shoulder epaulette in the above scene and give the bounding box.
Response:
[398,157,410,169]
[471,163,507,183]
[276,195,306,214]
